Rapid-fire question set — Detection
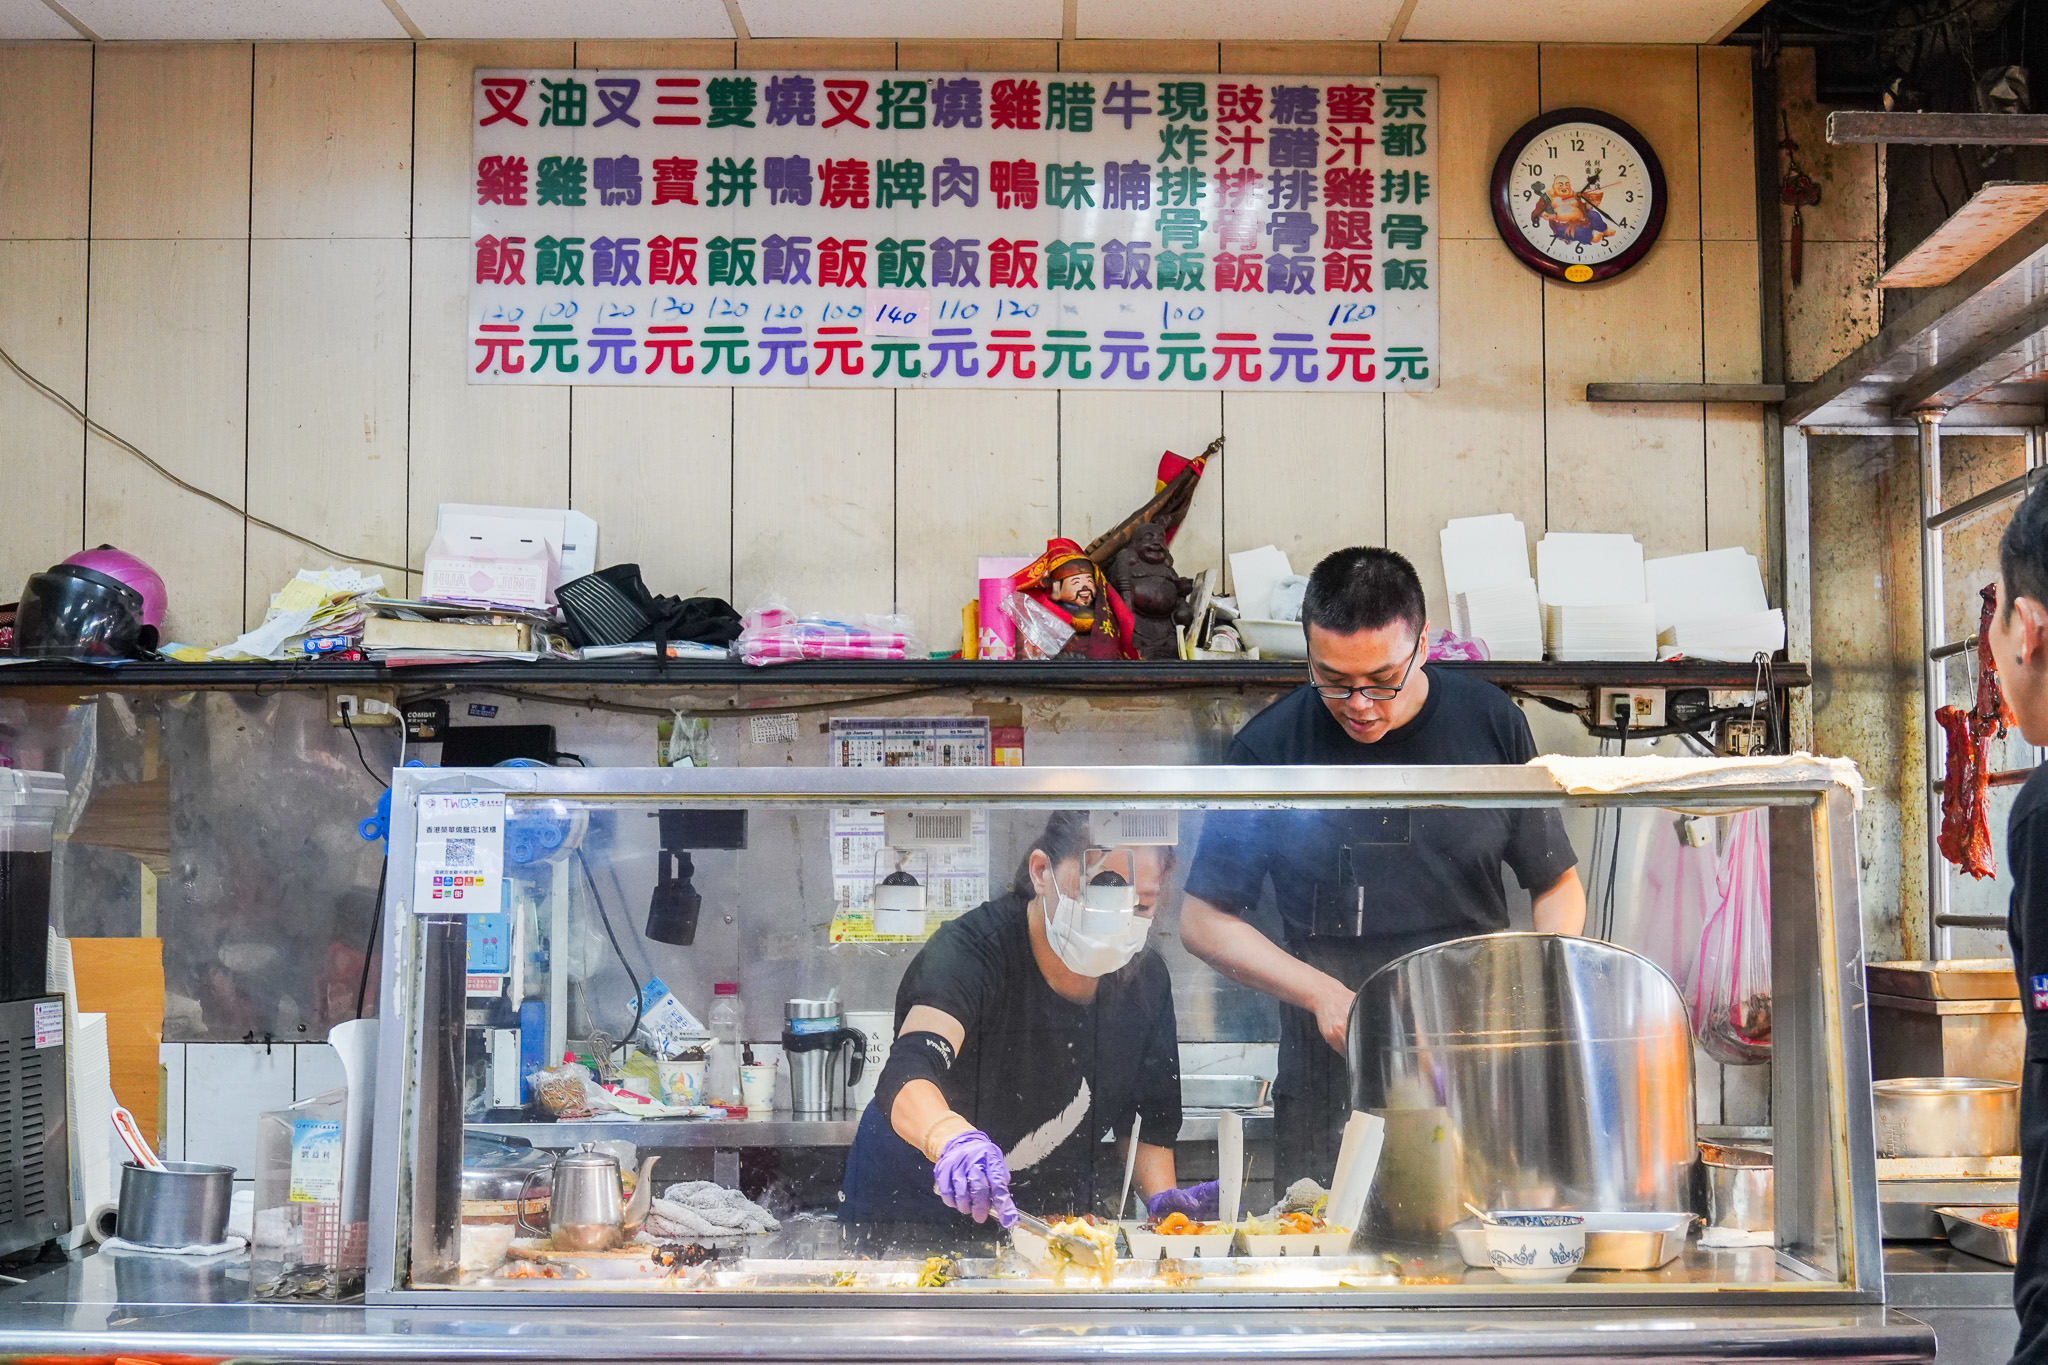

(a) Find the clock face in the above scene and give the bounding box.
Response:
[1490,109,1666,283]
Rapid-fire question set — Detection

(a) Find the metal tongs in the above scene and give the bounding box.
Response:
[1013,1212,1105,1270]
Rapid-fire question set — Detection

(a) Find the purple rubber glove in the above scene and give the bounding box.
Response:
[1146,1180,1220,1222]
[932,1129,1019,1227]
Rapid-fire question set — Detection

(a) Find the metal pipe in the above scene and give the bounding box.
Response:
[1918,411,1951,962]
[406,913,466,1286]
[1926,464,2048,530]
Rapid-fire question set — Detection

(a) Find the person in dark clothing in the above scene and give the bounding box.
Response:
[1987,483,2048,1363]
[1180,547,1584,1189]
[840,812,1200,1247]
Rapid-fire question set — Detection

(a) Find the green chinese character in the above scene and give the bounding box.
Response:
[1043,329,1093,379]
[1384,86,1427,119]
[536,156,587,206]
[878,238,929,288]
[877,159,928,209]
[871,341,923,378]
[1157,250,1206,291]
[1385,346,1429,380]
[706,157,757,207]
[1155,207,1207,249]
[534,235,586,284]
[707,236,758,286]
[1158,125,1207,163]
[1156,81,1208,122]
[1045,161,1097,209]
[1382,123,1427,156]
[539,78,587,126]
[1048,81,1095,132]
[707,77,758,128]
[1384,258,1429,290]
[878,80,928,129]
[1155,165,1207,207]
[1156,331,1208,381]
[529,323,578,372]
[1047,241,1096,290]
[1382,213,1428,250]
[699,327,751,376]
[1380,169,1433,204]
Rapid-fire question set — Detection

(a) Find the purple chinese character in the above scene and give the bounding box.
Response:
[765,74,816,126]
[1269,85,1319,125]
[1266,253,1316,294]
[1104,160,1151,211]
[1265,211,1318,252]
[593,77,641,127]
[763,234,814,285]
[757,326,810,376]
[1268,331,1320,381]
[932,78,983,128]
[1103,240,1154,290]
[1268,128,1318,169]
[593,155,642,206]
[932,157,980,208]
[588,326,638,374]
[1269,168,1318,211]
[591,236,642,285]
[927,326,981,377]
[1101,79,1153,130]
[764,155,813,206]
[1100,330,1151,380]
[932,237,982,287]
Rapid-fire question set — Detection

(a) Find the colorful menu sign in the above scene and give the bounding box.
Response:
[469,69,1439,392]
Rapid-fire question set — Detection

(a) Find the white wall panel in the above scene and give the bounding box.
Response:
[0,43,92,237]
[1077,0,1401,41]
[1222,391,1384,583]
[1405,0,1753,44]
[253,43,414,238]
[1378,44,1536,242]
[414,41,574,238]
[744,0,1061,40]
[731,388,896,614]
[570,389,736,602]
[92,44,252,239]
[0,240,88,594]
[1058,391,1225,591]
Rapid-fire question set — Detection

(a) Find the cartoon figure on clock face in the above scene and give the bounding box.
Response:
[1530,172,1614,246]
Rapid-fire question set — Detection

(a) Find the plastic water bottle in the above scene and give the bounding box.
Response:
[706,981,743,1107]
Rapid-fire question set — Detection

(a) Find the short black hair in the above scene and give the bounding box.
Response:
[2003,480,2048,620]
[1301,547,1427,637]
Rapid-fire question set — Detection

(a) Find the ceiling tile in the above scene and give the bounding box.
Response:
[0,0,90,37]
[401,0,732,39]
[1402,0,1746,43]
[740,0,1060,39]
[62,0,406,38]
[1077,0,1403,41]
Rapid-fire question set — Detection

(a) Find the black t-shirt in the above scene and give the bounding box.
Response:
[839,892,1182,1227]
[2007,767,2048,1363]
[1183,668,1578,1100]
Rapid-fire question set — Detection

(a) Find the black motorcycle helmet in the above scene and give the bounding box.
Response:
[11,563,159,660]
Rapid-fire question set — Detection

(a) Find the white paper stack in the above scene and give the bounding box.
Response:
[1536,532,1657,661]
[1644,548,1784,661]
[1439,514,1543,660]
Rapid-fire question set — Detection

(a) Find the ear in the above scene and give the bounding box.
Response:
[2017,595,2048,662]
[1027,849,1053,899]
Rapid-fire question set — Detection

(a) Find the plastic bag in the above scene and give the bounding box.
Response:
[528,1061,613,1119]
[733,596,921,666]
[1690,807,1772,1064]
[1425,627,1489,662]
[999,591,1076,659]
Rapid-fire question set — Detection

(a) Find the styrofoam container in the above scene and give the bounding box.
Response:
[1121,1220,1237,1261]
[1234,1225,1354,1257]
[1236,619,1306,659]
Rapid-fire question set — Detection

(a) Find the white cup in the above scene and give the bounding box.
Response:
[739,1062,778,1119]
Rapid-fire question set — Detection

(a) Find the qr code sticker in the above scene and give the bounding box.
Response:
[445,838,476,867]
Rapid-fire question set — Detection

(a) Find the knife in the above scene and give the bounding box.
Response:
[1012,1212,1104,1269]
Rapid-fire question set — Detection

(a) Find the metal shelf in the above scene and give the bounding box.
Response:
[469,1108,1273,1150]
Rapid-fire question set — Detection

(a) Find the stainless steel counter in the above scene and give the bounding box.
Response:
[1884,1243,2018,1360]
[469,1108,1273,1149]
[0,1249,1935,1363]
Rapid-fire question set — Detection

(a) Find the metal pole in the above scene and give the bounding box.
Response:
[1783,424,1813,751]
[1918,410,1951,961]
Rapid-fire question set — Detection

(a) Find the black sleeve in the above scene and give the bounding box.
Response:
[1494,693,1580,892]
[1181,809,1273,916]
[1132,958,1183,1143]
[894,916,1003,1042]
[2009,798,2048,1356]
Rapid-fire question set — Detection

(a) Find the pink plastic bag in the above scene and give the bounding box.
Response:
[1690,808,1772,1064]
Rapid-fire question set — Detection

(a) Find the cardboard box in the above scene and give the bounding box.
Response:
[420,505,597,609]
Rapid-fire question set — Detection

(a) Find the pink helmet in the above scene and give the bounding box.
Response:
[62,545,166,628]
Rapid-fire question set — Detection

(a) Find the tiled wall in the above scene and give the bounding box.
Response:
[159,1040,348,1187]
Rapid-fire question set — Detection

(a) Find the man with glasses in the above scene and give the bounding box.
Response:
[1179,547,1584,1190]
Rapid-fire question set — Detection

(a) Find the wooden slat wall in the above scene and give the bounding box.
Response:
[0,38,1769,654]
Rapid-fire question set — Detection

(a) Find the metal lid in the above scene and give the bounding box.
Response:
[0,769,66,813]
[786,998,841,1020]
[557,1141,621,1169]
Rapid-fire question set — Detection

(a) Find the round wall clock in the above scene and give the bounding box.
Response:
[1490,108,1666,284]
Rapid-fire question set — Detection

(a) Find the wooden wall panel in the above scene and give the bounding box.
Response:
[414,41,575,239]
[1221,391,1384,582]
[93,45,252,240]
[1058,41,1220,72]
[1386,237,1547,627]
[245,239,410,625]
[85,240,249,647]
[407,235,570,575]
[569,389,735,602]
[252,43,414,239]
[1703,238,1765,555]
[736,40,898,69]
[895,390,1060,651]
[1539,45,1700,243]
[896,40,1060,70]
[575,40,736,68]
[1379,44,1537,242]
[730,388,896,613]
[0,44,93,239]
[1058,391,1226,589]
[1541,240,1707,558]
[1697,45,1755,241]
[0,240,88,593]
[1219,42,1377,74]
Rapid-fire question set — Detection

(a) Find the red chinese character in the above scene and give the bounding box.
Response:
[1324,126,1375,166]
[1215,126,1265,166]
[1215,211,1262,253]
[818,159,872,209]
[820,238,870,287]
[473,323,525,373]
[475,155,528,205]
[822,79,871,129]
[1326,167,1375,208]
[1321,252,1373,293]
[986,329,1038,380]
[990,79,1042,130]
[474,234,527,284]
[1325,331,1376,381]
[480,77,528,127]
[1217,83,1265,125]
[989,239,1040,289]
[1210,333,1263,381]
[652,157,700,206]
[991,160,1040,210]
[1214,253,1264,293]
[1213,167,1265,210]
[813,326,865,376]
[643,325,695,375]
[1327,84,1377,123]
[649,235,699,285]
[654,78,702,126]
[1325,211,1373,251]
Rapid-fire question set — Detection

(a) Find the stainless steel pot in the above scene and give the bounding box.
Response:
[115,1161,234,1248]
[1699,1141,1773,1232]
[1872,1076,2019,1158]
[1351,933,1696,1240]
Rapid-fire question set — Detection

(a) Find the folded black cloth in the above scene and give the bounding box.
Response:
[557,565,742,650]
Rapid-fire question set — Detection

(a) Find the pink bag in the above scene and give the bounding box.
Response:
[1690,808,1772,1064]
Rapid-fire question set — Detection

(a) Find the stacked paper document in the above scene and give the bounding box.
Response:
[207,568,384,661]
[1439,514,1542,660]
[1536,533,1657,660]
[1646,547,1781,661]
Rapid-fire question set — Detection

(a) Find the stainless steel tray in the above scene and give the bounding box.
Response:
[1180,1074,1271,1109]
[1452,1212,1693,1271]
[1933,1207,2019,1265]
[1867,959,2019,1000]
[1878,1179,2018,1240]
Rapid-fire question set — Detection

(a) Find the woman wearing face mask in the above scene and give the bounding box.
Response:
[839,811,1206,1242]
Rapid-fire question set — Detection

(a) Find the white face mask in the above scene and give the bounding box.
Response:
[1042,874,1150,977]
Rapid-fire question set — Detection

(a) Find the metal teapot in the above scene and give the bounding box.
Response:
[516,1143,660,1251]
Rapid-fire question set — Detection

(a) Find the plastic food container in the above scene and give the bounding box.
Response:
[1453,1211,1693,1271]
[1121,1220,1237,1261]
[1235,1224,1354,1257]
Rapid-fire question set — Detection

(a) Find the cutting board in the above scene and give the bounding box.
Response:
[69,938,164,1141]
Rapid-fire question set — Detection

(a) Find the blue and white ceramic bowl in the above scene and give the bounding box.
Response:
[1482,1213,1587,1283]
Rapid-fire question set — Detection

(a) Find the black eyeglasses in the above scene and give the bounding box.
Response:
[1307,634,1423,702]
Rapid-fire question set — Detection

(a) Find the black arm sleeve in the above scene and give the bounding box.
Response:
[2007,796,2048,1359]
[1133,962,1183,1144]
[872,1030,957,1121]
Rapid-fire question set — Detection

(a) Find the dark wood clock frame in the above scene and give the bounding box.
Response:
[1489,107,1667,283]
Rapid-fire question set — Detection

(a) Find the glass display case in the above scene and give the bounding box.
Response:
[365,762,1880,1308]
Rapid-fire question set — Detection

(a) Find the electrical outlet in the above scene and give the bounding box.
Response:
[329,687,399,726]
[1595,687,1666,729]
